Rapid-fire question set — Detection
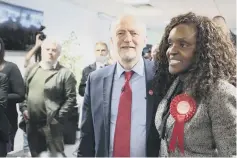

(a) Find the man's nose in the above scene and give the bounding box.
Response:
[124,32,132,42]
[48,50,53,54]
[99,51,104,55]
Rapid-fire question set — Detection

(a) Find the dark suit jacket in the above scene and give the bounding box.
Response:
[78,63,96,96]
[77,59,161,157]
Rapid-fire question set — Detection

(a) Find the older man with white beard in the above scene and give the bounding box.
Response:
[77,14,161,157]
[19,38,77,157]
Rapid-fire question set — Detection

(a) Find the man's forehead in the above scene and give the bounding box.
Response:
[111,15,146,34]
[42,37,60,47]
[115,23,145,35]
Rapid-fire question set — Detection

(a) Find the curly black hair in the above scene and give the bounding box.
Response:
[153,12,236,99]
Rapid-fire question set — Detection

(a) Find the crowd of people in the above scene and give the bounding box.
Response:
[0,11,236,157]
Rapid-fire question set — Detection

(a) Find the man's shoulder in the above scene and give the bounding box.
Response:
[144,59,155,66]
[58,64,74,77]
[89,64,115,80]
[83,63,96,71]
[143,59,155,75]
[24,63,39,76]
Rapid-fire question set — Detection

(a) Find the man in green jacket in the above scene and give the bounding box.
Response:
[19,37,77,157]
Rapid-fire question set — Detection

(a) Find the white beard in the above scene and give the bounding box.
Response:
[95,56,107,64]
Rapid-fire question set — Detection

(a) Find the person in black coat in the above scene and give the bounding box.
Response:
[78,63,96,96]
[0,38,25,151]
[0,72,10,157]
[78,42,109,96]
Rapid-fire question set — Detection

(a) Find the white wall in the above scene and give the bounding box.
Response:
[147,29,164,45]
[2,0,111,151]
[2,0,113,67]
[2,0,163,65]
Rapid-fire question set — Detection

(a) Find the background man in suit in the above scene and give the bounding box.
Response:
[77,14,160,157]
[78,42,109,96]
[212,15,236,46]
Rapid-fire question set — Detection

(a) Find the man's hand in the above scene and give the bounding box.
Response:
[24,34,43,68]
[35,34,43,47]
[23,110,29,120]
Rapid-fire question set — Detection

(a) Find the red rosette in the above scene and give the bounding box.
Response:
[169,93,197,155]
[170,93,197,122]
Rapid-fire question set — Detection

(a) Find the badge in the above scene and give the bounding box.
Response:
[169,93,197,155]
[149,90,153,95]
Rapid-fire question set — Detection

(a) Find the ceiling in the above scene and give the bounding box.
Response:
[68,0,236,31]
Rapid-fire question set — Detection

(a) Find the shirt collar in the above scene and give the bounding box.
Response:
[96,62,105,69]
[53,61,58,69]
[39,61,58,70]
[116,57,144,78]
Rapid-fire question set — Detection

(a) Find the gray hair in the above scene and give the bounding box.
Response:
[41,37,62,53]
[110,14,147,36]
[95,41,109,50]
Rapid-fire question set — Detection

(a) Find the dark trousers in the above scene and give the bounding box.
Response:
[0,141,7,157]
[6,109,18,152]
[8,122,17,152]
[27,119,65,157]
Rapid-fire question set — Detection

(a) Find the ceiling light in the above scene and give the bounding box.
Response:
[124,6,162,16]
[98,12,115,21]
[116,0,150,5]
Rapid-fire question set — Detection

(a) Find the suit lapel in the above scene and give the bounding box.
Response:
[89,62,96,71]
[102,64,116,155]
[144,59,155,140]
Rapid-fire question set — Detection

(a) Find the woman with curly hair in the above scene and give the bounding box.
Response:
[154,12,236,157]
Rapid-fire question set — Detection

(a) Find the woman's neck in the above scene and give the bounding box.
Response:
[178,72,190,82]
